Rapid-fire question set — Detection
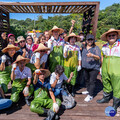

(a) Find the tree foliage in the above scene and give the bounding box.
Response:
[10,3,120,39]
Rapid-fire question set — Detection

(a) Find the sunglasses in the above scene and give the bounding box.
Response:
[40,50,46,52]
[108,34,117,38]
[20,40,25,43]
[87,39,94,41]
[27,38,32,40]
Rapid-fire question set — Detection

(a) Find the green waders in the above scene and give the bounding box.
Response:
[49,46,64,73]
[30,87,61,115]
[64,51,78,86]
[102,56,120,99]
[10,78,34,103]
[26,63,36,74]
[0,66,12,93]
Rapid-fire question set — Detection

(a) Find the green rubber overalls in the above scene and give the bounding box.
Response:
[0,66,12,93]
[102,56,120,98]
[10,78,34,103]
[30,87,61,114]
[64,51,78,86]
[49,46,64,73]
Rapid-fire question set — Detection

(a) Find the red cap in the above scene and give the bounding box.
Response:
[8,33,15,38]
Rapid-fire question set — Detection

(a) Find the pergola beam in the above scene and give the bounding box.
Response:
[0,1,100,38]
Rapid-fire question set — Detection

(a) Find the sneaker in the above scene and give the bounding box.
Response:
[84,95,93,102]
[82,91,89,95]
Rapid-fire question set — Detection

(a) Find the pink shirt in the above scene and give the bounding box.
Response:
[32,44,39,52]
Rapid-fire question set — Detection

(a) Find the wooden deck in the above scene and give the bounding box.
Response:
[0,75,120,120]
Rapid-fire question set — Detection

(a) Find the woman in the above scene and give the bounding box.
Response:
[63,33,81,97]
[38,34,47,46]
[0,44,21,93]
[0,85,12,110]
[30,43,50,69]
[82,34,101,102]
[30,69,61,120]
[26,35,34,59]
[50,65,73,97]
[96,28,120,112]
[44,30,51,42]
[32,37,39,52]
[48,26,65,73]
[7,34,18,46]
[10,55,34,106]
[17,36,29,58]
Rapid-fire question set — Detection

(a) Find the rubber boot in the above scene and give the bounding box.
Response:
[71,85,75,97]
[45,109,55,120]
[42,108,48,116]
[25,96,30,106]
[112,97,120,113]
[96,92,111,104]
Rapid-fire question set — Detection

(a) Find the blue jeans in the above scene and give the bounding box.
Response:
[0,98,12,110]
[53,88,68,97]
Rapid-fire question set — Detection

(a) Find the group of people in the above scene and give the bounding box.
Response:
[0,21,120,119]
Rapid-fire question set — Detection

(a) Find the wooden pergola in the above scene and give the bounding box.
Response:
[0,2,100,37]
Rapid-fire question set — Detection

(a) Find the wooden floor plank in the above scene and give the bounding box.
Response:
[0,75,119,120]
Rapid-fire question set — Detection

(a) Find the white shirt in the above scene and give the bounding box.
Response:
[14,66,32,79]
[102,40,120,57]
[50,72,68,89]
[47,36,65,54]
[63,44,81,60]
[30,52,48,65]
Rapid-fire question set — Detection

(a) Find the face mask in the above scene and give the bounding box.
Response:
[80,36,84,41]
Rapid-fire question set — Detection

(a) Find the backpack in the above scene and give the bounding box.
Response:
[61,84,76,109]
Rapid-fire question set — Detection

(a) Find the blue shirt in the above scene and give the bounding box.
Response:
[34,79,52,91]
[82,46,101,71]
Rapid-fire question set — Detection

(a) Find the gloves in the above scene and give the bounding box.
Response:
[53,102,59,113]
[51,36,54,44]
[35,52,40,58]
[64,45,69,58]
[65,45,69,53]
[77,65,81,71]
[1,55,7,63]
[100,68,102,75]
[80,36,84,41]
[23,86,29,96]
[51,36,54,41]
[35,69,41,75]
[12,63,17,71]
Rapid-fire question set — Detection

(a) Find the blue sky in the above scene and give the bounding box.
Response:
[1,0,120,20]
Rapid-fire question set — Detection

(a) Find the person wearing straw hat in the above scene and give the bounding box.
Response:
[30,69,61,120]
[30,43,50,69]
[96,28,120,112]
[47,26,65,73]
[0,44,21,93]
[10,55,34,106]
[63,33,82,97]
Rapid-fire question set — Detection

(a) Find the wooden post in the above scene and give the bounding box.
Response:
[91,2,100,38]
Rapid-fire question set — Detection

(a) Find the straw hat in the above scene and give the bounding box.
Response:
[101,28,120,41]
[40,69,51,78]
[64,33,81,42]
[13,55,30,64]
[49,26,64,35]
[17,36,25,43]
[2,44,20,53]
[34,43,50,53]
